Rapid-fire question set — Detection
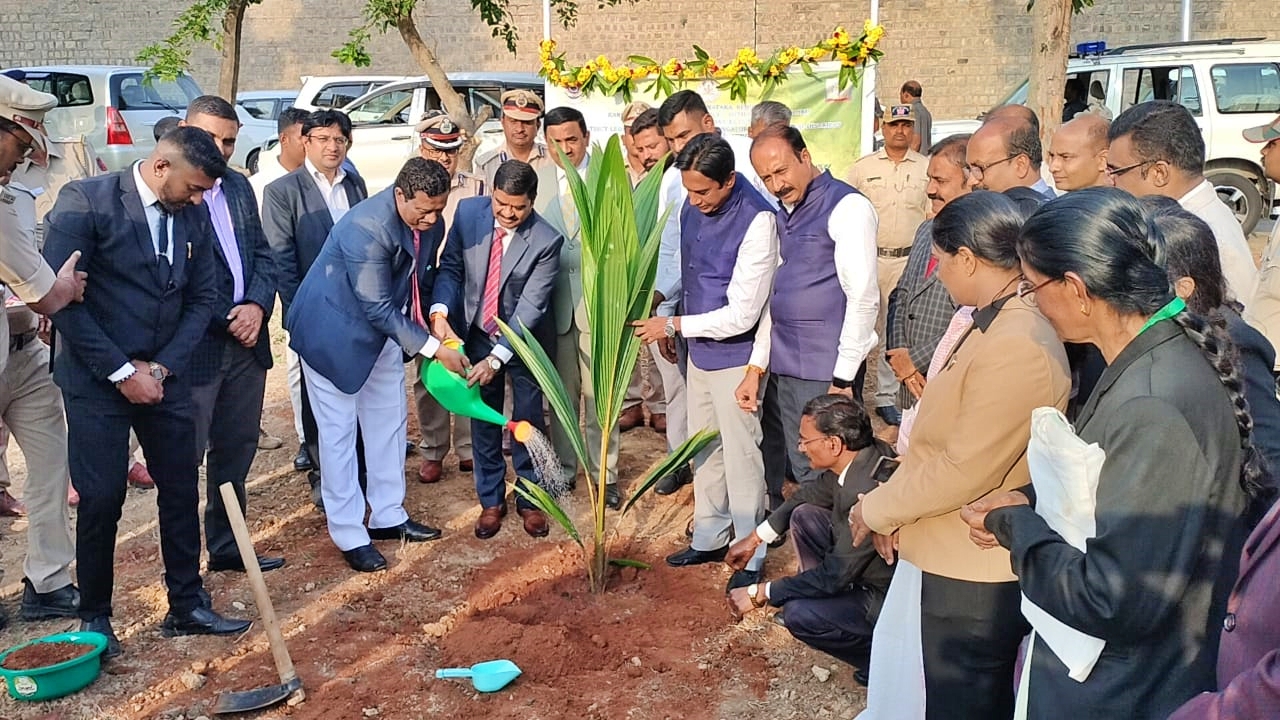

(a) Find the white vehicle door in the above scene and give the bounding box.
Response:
[345,84,424,194]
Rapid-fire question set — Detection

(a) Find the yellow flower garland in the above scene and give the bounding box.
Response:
[539,22,885,102]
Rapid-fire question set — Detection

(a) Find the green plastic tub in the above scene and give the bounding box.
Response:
[0,631,108,701]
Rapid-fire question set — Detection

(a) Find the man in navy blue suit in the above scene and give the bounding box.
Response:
[287,158,468,573]
[43,127,251,659]
[430,160,563,540]
[180,95,285,576]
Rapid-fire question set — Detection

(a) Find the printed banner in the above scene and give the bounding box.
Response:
[544,62,862,180]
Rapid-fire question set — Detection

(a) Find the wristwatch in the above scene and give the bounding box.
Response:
[663,317,676,338]
[148,361,167,383]
[486,355,502,371]
[747,583,767,608]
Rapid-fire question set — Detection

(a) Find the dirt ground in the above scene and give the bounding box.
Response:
[0,316,869,720]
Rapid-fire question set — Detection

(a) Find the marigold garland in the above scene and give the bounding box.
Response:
[539,22,885,102]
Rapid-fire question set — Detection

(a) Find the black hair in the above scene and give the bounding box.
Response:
[1140,195,1232,314]
[543,106,587,135]
[801,394,874,453]
[152,115,181,142]
[160,125,227,179]
[493,159,538,201]
[630,108,661,137]
[751,123,806,158]
[674,133,735,186]
[1007,118,1043,167]
[901,80,923,99]
[1107,100,1205,174]
[303,109,353,140]
[657,89,709,129]
[186,95,239,123]
[1019,186,1270,504]
[930,133,970,170]
[931,190,1026,270]
[277,106,310,135]
[395,157,451,198]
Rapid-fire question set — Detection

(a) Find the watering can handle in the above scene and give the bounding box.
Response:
[435,668,475,679]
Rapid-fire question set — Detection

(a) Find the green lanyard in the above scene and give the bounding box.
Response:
[1138,297,1187,335]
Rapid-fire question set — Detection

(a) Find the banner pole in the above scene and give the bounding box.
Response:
[543,0,552,41]
[861,0,879,157]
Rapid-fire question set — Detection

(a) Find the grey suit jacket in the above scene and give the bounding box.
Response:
[433,195,563,358]
[886,218,956,408]
[534,163,587,335]
[261,164,368,318]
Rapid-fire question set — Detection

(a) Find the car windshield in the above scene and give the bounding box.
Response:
[111,73,201,112]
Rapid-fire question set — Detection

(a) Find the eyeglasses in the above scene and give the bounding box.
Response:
[0,126,35,161]
[967,154,1019,178]
[306,134,349,147]
[1105,159,1154,178]
[1016,276,1056,306]
[797,435,833,451]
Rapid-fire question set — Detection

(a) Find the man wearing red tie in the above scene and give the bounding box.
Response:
[430,160,563,539]
[285,158,468,573]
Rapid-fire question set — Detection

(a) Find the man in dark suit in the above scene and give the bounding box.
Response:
[431,160,563,539]
[885,133,968,411]
[180,96,284,575]
[43,128,251,658]
[287,158,468,573]
[262,109,368,506]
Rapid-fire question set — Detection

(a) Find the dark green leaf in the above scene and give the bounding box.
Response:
[608,558,651,569]
[623,427,720,514]
[513,478,582,547]
[629,55,658,66]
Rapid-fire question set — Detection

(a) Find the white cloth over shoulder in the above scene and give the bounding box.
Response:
[856,558,926,720]
[1022,406,1107,682]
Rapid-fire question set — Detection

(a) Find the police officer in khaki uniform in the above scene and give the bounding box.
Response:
[472,89,552,188]
[411,111,483,483]
[0,77,84,627]
[847,104,929,427]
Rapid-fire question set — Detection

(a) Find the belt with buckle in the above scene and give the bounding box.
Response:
[9,330,37,352]
[877,246,911,259]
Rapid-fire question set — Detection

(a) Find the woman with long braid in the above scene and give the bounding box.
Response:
[960,187,1268,718]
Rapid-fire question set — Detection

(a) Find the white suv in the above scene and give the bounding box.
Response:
[932,38,1280,233]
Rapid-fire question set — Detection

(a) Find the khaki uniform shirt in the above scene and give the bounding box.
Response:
[473,142,552,190]
[1246,221,1280,371]
[846,149,930,252]
[439,172,485,262]
[0,182,52,372]
[11,137,100,226]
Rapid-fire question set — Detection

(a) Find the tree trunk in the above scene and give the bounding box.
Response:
[1028,0,1074,148]
[395,13,491,171]
[217,0,248,100]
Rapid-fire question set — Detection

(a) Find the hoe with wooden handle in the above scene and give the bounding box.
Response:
[212,482,304,714]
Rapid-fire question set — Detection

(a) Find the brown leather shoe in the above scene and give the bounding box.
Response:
[0,490,27,517]
[475,504,507,539]
[458,458,474,473]
[649,413,667,434]
[518,508,549,537]
[418,459,443,484]
[618,404,645,432]
[127,462,155,490]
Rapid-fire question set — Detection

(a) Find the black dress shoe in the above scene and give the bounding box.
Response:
[875,405,902,426]
[160,606,252,637]
[80,617,121,659]
[605,484,622,510]
[853,666,870,687]
[726,569,760,592]
[654,465,693,496]
[342,544,387,572]
[293,445,313,472]
[665,545,729,567]
[21,578,79,620]
[308,471,324,512]
[208,554,286,573]
[369,519,442,542]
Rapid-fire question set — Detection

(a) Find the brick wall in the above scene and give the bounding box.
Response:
[1,0,1277,122]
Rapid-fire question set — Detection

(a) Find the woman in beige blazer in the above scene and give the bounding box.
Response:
[849,191,1071,719]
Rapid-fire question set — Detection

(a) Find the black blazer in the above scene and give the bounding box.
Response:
[188,169,276,386]
[261,163,367,318]
[42,168,217,394]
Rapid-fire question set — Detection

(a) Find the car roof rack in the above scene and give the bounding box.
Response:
[1105,37,1268,55]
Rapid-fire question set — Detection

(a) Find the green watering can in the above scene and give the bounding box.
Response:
[421,342,533,444]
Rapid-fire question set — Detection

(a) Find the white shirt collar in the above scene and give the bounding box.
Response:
[305,156,346,186]
[835,460,852,487]
[1178,179,1214,206]
[132,161,161,210]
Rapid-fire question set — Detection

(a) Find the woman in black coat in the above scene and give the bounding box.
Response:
[959,188,1271,719]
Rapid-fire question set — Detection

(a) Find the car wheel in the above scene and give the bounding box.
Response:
[1207,170,1264,236]
[247,149,260,175]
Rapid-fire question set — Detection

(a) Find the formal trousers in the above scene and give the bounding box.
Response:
[0,339,75,593]
[470,351,549,511]
[302,339,409,551]
[548,319,618,486]
[285,331,305,442]
[412,355,472,462]
[624,343,666,413]
[649,337,688,451]
[761,373,831,510]
[920,572,1029,720]
[64,380,204,619]
[191,339,268,563]
[875,255,910,409]
[687,359,766,571]
[780,504,878,668]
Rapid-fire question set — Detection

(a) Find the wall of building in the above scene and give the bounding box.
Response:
[2,0,1277,122]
